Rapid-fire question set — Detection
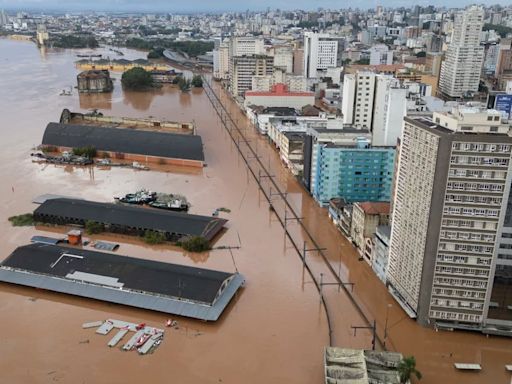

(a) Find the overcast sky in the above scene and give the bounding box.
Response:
[0,0,507,13]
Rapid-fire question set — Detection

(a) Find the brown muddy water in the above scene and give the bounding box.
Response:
[0,38,510,384]
[0,40,328,384]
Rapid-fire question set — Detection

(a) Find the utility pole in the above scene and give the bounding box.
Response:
[351,320,376,351]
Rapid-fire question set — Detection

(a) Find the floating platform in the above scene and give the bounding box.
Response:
[454,363,482,371]
[96,320,115,335]
[82,321,103,329]
[83,319,164,354]
[108,329,129,347]
[1,243,244,321]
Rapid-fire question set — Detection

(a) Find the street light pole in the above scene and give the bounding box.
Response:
[383,303,392,350]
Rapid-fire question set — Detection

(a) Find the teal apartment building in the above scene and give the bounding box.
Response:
[312,139,395,205]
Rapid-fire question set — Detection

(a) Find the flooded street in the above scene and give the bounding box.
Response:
[0,39,328,384]
[0,38,511,384]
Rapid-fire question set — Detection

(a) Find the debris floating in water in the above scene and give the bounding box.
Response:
[82,319,165,355]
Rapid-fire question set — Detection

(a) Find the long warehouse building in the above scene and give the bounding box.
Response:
[33,198,227,242]
[41,122,205,167]
[0,243,245,321]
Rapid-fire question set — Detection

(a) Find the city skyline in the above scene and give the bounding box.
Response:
[1,0,511,13]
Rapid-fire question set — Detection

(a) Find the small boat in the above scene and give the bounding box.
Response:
[149,199,189,212]
[135,322,146,331]
[96,158,112,166]
[135,334,151,347]
[116,189,156,205]
[132,162,149,171]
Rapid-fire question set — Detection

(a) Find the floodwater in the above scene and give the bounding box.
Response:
[0,38,510,384]
[0,39,329,384]
[207,77,512,382]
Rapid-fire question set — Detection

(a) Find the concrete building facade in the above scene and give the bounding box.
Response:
[369,44,393,66]
[230,55,274,97]
[438,6,485,98]
[351,202,390,265]
[244,83,315,109]
[387,107,512,334]
[303,32,338,78]
[311,138,395,206]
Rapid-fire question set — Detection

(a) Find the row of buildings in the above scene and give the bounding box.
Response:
[329,105,512,335]
[210,5,512,336]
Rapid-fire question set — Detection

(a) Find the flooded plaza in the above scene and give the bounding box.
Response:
[0,38,511,384]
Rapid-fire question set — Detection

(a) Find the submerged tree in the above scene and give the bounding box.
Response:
[191,74,203,88]
[121,67,154,90]
[178,76,191,92]
[398,356,422,383]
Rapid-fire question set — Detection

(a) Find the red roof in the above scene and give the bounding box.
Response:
[356,202,390,215]
[245,83,314,97]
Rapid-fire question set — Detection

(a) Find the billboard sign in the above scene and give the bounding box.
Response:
[495,94,512,119]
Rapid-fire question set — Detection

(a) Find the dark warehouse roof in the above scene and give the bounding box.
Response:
[41,122,205,162]
[33,198,227,241]
[0,243,245,320]
[2,243,233,305]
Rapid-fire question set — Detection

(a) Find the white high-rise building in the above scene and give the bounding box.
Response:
[0,10,8,26]
[438,6,485,98]
[229,36,264,57]
[342,72,377,130]
[369,44,393,65]
[272,46,294,74]
[230,55,274,97]
[372,76,407,146]
[303,32,338,78]
[388,106,512,334]
[213,40,229,80]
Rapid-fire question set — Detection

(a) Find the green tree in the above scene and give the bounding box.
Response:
[52,34,98,48]
[178,76,191,92]
[85,220,104,235]
[191,75,203,88]
[178,236,210,252]
[143,230,166,244]
[354,58,370,65]
[415,51,426,58]
[398,356,422,384]
[147,47,164,59]
[72,146,97,158]
[121,67,154,90]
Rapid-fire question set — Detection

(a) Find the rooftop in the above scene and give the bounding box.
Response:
[0,243,244,321]
[324,347,402,384]
[356,202,390,215]
[42,122,204,162]
[77,69,111,79]
[245,83,314,97]
[34,198,227,242]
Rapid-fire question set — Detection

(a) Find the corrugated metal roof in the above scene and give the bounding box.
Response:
[34,198,227,241]
[3,243,236,305]
[0,268,244,321]
[42,122,205,162]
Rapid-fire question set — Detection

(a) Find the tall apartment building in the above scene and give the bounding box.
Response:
[438,6,484,98]
[229,36,264,57]
[372,76,407,147]
[230,55,274,97]
[342,72,376,130]
[307,135,395,206]
[495,39,512,90]
[213,40,229,80]
[369,44,393,66]
[342,72,406,146]
[0,10,8,26]
[272,46,294,74]
[303,32,339,78]
[388,106,512,334]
